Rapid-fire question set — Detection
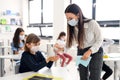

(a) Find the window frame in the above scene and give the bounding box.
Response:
[71,0,120,43]
[28,0,53,39]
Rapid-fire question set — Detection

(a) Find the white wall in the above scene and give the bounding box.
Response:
[21,0,29,30]
[0,0,22,14]
[53,0,70,41]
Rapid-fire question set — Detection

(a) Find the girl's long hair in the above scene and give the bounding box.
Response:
[13,28,24,49]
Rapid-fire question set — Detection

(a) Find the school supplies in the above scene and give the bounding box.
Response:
[23,73,63,80]
[76,56,91,67]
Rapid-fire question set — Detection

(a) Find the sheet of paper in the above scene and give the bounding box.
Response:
[76,56,91,67]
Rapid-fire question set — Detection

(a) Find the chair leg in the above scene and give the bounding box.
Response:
[9,59,14,71]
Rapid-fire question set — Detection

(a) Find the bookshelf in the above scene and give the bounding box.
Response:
[0,10,22,33]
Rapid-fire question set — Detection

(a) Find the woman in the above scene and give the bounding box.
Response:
[19,33,59,73]
[64,4,103,80]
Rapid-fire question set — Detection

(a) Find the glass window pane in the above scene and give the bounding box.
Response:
[41,27,53,37]
[29,0,41,23]
[26,27,41,36]
[101,27,120,39]
[72,0,92,19]
[43,0,53,23]
[96,0,120,21]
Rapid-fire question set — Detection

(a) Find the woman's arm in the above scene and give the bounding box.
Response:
[82,20,103,60]
[90,20,103,54]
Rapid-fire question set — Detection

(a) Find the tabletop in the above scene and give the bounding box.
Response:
[0,67,74,80]
[0,55,21,60]
[103,53,120,61]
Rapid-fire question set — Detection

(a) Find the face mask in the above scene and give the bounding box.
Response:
[61,38,65,41]
[19,35,24,40]
[67,19,78,26]
[31,46,40,53]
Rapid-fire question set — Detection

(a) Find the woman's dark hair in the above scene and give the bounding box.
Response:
[65,4,91,48]
[13,27,24,49]
[25,33,40,52]
[57,32,66,40]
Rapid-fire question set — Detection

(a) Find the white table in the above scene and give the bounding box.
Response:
[103,53,120,80]
[0,55,21,77]
[0,67,74,80]
[0,55,21,60]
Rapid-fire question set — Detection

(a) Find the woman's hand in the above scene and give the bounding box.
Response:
[81,49,92,60]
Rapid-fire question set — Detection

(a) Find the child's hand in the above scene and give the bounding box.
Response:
[52,55,59,61]
[46,56,59,63]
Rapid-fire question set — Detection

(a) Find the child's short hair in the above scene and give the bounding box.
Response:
[25,33,40,51]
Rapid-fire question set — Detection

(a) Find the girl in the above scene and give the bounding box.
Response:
[54,32,72,67]
[11,27,25,55]
[19,33,59,73]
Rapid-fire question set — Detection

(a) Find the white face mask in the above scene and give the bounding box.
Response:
[19,35,25,40]
[67,19,78,26]
[31,46,40,53]
[61,38,65,41]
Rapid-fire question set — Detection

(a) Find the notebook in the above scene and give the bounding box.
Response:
[28,76,52,80]
[23,73,63,80]
[76,56,91,67]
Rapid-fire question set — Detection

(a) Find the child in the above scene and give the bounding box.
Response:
[11,27,25,62]
[11,27,25,55]
[19,33,59,73]
[54,32,72,67]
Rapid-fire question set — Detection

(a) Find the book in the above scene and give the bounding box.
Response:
[23,73,63,80]
[76,56,91,67]
[28,76,52,80]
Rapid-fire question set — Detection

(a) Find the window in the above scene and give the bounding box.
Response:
[101,27,120,39]
[43,0,53,23]
[96,0,120,21]
[28,0,53,39]
[29,0,53,24]
[29,0,41,24]
[95,0,120,41]
[41,27,53,38]
[71,0,120,41]
[71,0,92,19]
